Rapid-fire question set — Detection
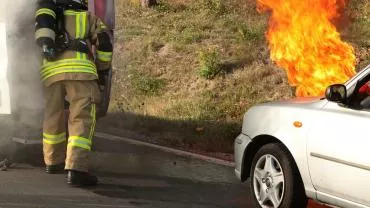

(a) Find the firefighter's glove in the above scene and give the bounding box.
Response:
[42,45,56,61]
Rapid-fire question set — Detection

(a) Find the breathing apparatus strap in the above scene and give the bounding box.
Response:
[54,4,90,56]
[67,39,90,54]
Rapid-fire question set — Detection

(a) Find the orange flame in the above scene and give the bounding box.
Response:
[257,0,356,97]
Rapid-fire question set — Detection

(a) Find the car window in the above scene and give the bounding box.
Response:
[348,75,370,110]
[345,66,370,97]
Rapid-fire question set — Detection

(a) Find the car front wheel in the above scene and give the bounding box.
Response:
[250,143,307,208]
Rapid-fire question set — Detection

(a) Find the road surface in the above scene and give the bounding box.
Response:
[0,132,253,208]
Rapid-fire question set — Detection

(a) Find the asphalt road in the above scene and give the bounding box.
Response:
[0,133,254,208]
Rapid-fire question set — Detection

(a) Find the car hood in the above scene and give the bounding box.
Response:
[258,96,327,109]
[242,96,328,137]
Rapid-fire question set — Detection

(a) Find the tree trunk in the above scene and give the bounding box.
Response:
[141,0,157,8]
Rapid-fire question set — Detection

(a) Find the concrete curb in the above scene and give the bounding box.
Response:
[12,132,236,168]
[95,132,236,168]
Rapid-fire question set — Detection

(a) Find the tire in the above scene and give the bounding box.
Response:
[250,143,307,208]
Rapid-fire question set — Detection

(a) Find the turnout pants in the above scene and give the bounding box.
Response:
[42,80,100,172]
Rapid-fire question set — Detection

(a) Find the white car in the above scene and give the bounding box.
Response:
[234,64,370,208]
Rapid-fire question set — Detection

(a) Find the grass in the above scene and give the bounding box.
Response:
[133,76,165,95]
[200,0,227,15]
[101,0,370,155]
[347,0,370,69]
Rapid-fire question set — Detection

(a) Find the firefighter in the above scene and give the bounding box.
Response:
[35,0,113,186]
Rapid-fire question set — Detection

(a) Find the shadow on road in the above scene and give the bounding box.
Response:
[88,172,252,208]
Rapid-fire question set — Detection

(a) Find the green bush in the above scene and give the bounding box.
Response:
[198,48,222,79]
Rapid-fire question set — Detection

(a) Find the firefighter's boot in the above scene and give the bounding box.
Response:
[46,163,65,174]
[67,170,98,186]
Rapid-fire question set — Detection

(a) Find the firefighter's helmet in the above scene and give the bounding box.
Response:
[54,0,88,10]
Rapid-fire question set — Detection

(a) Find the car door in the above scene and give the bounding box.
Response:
[0,7,11,114]
[307,97,370,206]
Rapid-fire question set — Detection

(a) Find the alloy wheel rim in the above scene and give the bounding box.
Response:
[253,154,285,208]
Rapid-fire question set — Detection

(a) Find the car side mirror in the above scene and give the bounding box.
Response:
[325,84,347,103]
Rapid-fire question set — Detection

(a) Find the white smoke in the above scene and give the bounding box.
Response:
[6,0,44,124]
[0,0,44,148]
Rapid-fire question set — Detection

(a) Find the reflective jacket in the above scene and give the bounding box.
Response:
[35,6,113,87]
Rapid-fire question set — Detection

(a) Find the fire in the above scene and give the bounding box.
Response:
[257,0,356,97]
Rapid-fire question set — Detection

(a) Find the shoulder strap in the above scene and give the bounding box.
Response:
[54,7,90,55]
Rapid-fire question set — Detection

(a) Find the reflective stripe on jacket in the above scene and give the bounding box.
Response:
[38,9,113,86]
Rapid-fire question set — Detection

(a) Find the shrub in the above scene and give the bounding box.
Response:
[198,48,222,79]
